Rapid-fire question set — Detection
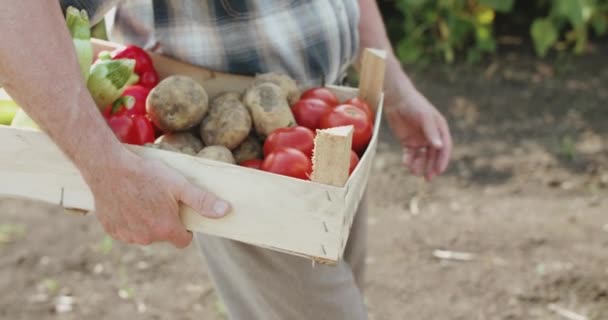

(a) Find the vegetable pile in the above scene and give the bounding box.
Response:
[4,6,376,183]
[139,69,374,182]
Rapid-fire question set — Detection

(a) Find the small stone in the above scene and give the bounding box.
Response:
[54,295,74,313]
[137,301,147,313]
[118,289,130,300]
[40,256,50,266]
[136,261,149,270]
[93,263,104,275]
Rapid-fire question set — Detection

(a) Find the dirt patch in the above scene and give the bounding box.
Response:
[2,46,608,319]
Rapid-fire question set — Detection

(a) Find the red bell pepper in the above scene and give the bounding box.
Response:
[103,85,155,145]
[102,85,150,118]
[106,113,156,145]
[111,45,159,89]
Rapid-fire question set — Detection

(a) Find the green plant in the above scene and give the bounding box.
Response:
[96,235,114,254]
[0,223,26,244]
[389,0,608,64]
[394,0,514,64]
[531,0,608,57]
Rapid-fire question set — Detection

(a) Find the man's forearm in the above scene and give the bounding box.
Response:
[356,0,414,99]
[0,1,127,179]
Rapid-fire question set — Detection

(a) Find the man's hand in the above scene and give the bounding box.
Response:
[383,71,452,181]
[357,0,453,181]
[85,150,231,248]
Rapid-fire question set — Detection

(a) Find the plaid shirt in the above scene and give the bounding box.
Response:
[60,0,360,88]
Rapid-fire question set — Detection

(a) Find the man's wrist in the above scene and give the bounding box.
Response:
[53,84,132,184]
[382,55,414,108]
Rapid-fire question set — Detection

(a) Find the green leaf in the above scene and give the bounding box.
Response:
[98,235,114,254]
[399,0,429,9]
[475,7,496,25]
[475,26,496,51]
[591,14,608,35]
[531,18,559,57]
[437,41,455,63]
[478,0,514,13]
[551,0,593,26]
[573,25,588,54]
[397,39,424,63]
[447,16,475,49]
[466,49,483,64]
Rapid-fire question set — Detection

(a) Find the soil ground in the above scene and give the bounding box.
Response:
[1,45,607,320]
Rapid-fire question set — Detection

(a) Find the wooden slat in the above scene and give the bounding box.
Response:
[340,96,384,258]
[338,48,386,259]
[357,49,387,113]
[0,171,63,205]
[310,126,353,187]
[0,125,350,261]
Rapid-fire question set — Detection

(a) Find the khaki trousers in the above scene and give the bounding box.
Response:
[194,193,369,320]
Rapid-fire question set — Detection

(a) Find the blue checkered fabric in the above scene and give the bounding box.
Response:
[60,0,360,88]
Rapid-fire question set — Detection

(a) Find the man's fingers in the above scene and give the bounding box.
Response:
[425,148,438,181]
[170,228,193,249]
[436,115,452,173]
[402,149,413,167]
[99,214,130,243]
[114,228,133,244]
[409,149,426,176]
[422,113,443,149]
[179,181,231,218]
[149,216,193,248]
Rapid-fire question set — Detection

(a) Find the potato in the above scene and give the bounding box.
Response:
[200,92,252,149]
[151,132,204,155]
[255,72,301,105]
[232,135,263,163]
[146,75,208,132]
[243,82,295,138]
[197,145,236,164]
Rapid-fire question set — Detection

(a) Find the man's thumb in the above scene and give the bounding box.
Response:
[179,183,231,218]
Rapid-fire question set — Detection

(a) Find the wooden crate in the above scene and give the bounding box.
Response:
[0,39,386,264]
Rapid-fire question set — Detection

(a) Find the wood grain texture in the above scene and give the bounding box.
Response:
[311,126,353,187]
[341,48,386,259]
[0,125,348,261]
[357,48,387,113]
[340,96,384,256]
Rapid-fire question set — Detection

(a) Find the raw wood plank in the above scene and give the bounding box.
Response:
[0,125,348,261]
[357,48,387,114]
[310,126,354,187]
[337,48,386,259]
[0,171,63,205]
[340,97,384,258]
